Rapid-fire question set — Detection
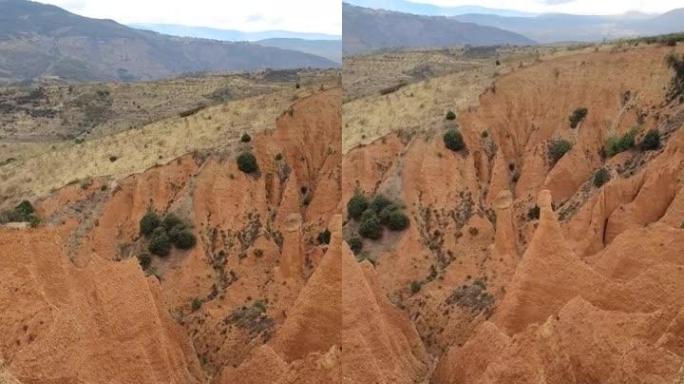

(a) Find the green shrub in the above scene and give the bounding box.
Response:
[241,133,251,143]
[369,194,393,214]
[604,127,638,157]
[593,167,610,188]
[548,139,573,165]
[359,211,382,240]
[444,129,465,152]
[138,253,152,270]
[139,210,161,237]
[569,107,588,128]
[347,237,363,255]
[410,280,422,294]
[162,213,185,231]
[347,193,368,220]
[317,229,331,245]
[445,110,456,120]
[191,298,202,311]
[527,205,540,220]
[148,227,172,256]
[172,228,197,250]
[639,129,661,151]
[237,152,258,173]
[384,209,409,231]
[15,200,34,218]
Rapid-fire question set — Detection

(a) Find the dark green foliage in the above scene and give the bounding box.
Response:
[241,133,251,143]
[162,213,184,231]
[604,127,638,157]
[443,129,465,152]
[237,152,258,173]
[173,228,197,249]
[593,168,610,188]
[148,227,172,256]
[548,138,573,165]
[640,129,661,151]
[0,200,40,225]
[569,107,588,128]
[383,209,409,231]
[347,237,363,255]
[191,298,202,312]
[665,53,684,102]
[410,280,422,294]
[369,194,393,214]
[445,110,456,120]
[358,211,382,240]
[347,193,368,220]
[138,253,152,270]
[527,205,540,220]
[317,229,331,245]
[139,210,161,237]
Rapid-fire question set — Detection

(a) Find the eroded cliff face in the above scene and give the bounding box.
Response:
[342,44,684,383]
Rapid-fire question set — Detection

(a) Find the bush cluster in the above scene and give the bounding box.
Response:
[0,200,40,227]
[548,138,573,165]
[347,192,409,241]
[569,107,588,128]
[604,127,638,158]
[443,129,465,152]
[139,210,196,257]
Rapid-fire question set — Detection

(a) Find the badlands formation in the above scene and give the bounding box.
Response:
[343,43,684,383]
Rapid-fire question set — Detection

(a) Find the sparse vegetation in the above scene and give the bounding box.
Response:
[639,129,661,151]
[191,298,202,312]
[604,127,638,157]
[410,280,422,294]
[548,138,573,165]
[0,200,40,226]
[445,110,456,120]
[443,129,465,152]
[237,152,258,173]
[446,279,495,315]
[569,107,588,128]
[138,253,152,270]
[593,167,610,188]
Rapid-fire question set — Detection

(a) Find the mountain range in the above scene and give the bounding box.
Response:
[343,3,535,55]
[0,0,337,83]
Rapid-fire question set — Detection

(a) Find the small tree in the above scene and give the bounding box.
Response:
[639,129,661,151]
[527,205,540,220]
[149,227,172,256]
[548,138,572,165]
[569,107,588,128]
[445,110,456,120]
[593,167,610,188]
[237,152,258,173]
[173,228,197,249]
[140,210,161,237]
[241,133,251,143]
[444,129,465,152]
[162,213,184,231]
[347,193,368,220]
[369,194,393,214]
[384,209,409,231]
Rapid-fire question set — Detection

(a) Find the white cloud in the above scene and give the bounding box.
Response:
[37,0,341,35]
[409,0,683,14]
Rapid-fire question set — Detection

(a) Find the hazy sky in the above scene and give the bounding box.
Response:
[38,0,341,35]
[410,0,683,14]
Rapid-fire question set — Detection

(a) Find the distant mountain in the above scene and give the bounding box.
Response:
[0,0,337,83]
[130,23,340,42]
[345,0,535,17]
[343,3,535,55]
[454,9,684,43]
[256,39,342,64]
